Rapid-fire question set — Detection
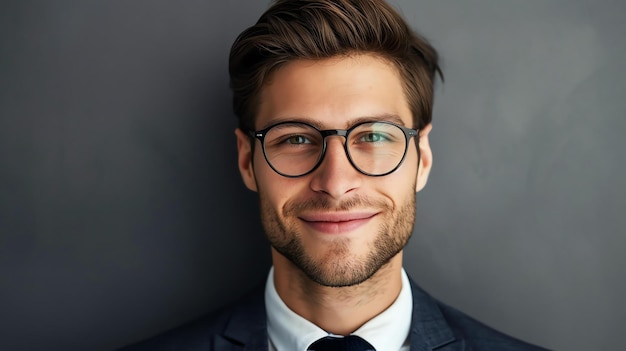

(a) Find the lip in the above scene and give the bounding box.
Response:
[298,211,379,234]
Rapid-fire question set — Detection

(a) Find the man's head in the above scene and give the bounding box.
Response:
[230,0,441,287]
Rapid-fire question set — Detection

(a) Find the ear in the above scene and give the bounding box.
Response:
[415,123,433,192]
[235,128,258,192]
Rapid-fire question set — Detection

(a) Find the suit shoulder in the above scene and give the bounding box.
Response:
[437,301,550,350]
[117,310,228,351]
[117,285,265,351]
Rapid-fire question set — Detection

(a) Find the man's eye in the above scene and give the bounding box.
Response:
[359,132,387,142]
[285,135,310,144]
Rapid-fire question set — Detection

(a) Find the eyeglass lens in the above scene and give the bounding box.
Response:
[262,122,410,177]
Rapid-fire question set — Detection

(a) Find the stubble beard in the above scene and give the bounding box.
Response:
[259,191,416,287]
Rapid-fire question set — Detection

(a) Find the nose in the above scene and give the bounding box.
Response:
[309,137,363,199]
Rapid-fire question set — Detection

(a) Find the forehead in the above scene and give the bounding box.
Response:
[255,54,412,130]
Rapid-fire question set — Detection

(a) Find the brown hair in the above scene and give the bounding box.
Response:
[229,0,442,131]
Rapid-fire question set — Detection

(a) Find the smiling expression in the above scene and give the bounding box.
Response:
[235,54,432,287]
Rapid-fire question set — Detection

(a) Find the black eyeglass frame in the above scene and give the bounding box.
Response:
[247,120,420,178]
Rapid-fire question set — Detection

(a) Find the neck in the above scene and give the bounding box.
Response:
[272,249,404,335]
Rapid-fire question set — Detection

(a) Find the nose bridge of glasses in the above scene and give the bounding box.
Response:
[316,128,364,182]
[320,129,348,139]
[320,129,350,157]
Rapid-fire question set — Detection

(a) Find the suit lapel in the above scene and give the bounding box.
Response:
[211,277,465,351]
[408,278,465,351]
[214,285,269,351]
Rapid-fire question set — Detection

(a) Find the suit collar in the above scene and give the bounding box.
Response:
[408,278,464,351]
[215,284,268,351]
[213,276,463,351]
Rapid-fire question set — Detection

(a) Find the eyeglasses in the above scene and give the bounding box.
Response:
[248,121,419,178]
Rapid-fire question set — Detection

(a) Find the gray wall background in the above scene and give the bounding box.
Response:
[0,0,624,350]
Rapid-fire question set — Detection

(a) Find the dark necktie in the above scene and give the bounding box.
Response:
[307,335,376,351]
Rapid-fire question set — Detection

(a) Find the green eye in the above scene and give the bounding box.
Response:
[286,135,310,144]
[360,132,387,142]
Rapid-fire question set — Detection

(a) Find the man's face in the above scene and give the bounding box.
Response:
[235,54,432,287]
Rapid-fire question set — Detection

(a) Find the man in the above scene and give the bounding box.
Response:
[121,0,548,350]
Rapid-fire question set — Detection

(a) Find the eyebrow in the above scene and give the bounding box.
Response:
[348,114,407,127]
[260,114,408,130]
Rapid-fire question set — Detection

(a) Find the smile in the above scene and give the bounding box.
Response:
[298,212,379,234]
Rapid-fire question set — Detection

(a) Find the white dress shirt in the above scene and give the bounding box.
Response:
[265,267,413,351]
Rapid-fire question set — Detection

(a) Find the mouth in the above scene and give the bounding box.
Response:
[298,211,379,234]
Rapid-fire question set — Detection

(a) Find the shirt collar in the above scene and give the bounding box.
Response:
[265,267,413,351]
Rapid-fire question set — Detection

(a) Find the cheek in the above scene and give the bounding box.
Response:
[255,169,303,212]
[373,166,418,208]
[388,152,419,189]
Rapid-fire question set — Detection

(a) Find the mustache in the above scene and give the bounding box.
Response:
[283,195,391,215]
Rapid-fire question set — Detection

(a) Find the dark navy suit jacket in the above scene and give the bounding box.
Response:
[120,278,549,350]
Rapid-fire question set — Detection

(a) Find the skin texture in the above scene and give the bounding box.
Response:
[235,54,433,335]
